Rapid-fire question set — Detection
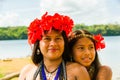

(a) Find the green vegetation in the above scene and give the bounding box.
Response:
[0,73,5,78]
[0,23,120,40]
[73,23,120,36]
[0,26,27,40]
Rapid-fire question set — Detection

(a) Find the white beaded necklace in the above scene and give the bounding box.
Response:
[45,70,57,80]
[44,65,58,80]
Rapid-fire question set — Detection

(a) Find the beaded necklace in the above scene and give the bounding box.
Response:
[41,63,61,80]
[33,60,67,80]
[44,64,58,80]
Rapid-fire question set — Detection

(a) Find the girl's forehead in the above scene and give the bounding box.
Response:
[43,30,62,37]
[76,37,94,45]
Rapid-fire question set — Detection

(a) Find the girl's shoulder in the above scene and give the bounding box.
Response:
[97,65,112,80]
[66,62,90,80]
[18,64,37,80]
[99,65,112,72]
[66,62,84,69]
[21,64,36,72]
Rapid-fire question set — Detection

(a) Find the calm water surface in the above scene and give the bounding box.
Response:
[0,39,31,59]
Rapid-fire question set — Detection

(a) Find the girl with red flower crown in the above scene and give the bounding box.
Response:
[18,12,90,80]
[68,29,112,80]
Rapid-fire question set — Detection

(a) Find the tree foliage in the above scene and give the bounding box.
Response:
[0,23,120,40]
[73,23,120,36]
[0,26,27,40]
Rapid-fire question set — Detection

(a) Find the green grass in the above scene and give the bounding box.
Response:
[0,73,5,78]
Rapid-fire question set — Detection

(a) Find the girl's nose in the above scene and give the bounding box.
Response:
[49,40,56,46]
[84,49,90,56]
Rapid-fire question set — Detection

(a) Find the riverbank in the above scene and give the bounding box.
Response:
[0,57,32,80]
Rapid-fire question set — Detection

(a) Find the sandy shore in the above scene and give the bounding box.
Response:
[0,57,32,80]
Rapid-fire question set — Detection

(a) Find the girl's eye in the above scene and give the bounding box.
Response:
[89,46,94,50]
[77,47,84,50]
[56,37,61,40]
[43,37,51,41]
[55,37,63,41]
[90,46,94,48]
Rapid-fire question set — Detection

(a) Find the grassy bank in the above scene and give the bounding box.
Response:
[0,57,32,80]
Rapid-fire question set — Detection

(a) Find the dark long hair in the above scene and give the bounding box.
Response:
[68,29,101,80]
[31,29,69,65]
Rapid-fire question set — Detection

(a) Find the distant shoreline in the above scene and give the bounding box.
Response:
[0,35,120,41]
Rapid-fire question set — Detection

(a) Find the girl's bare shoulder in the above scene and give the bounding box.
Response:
[66,62,90,80]
[21,64,36,72]
[18,64,37,80]
[97,65,112,80]
[99,65,112,73]
[66,62,87,73]
[66,62,83,68]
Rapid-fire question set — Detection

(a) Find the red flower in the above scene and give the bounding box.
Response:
[94,34,105,50]
[28,18,42,45]
[28,12,74,45]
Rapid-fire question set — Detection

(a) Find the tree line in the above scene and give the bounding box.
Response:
[73,23,120,36]
[0,26,27,40]
[0,24,120,40]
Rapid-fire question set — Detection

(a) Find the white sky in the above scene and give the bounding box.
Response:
[0,0,120,27]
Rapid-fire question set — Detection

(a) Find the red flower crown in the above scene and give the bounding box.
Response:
[68,33,105,50]
[28,12,74,45]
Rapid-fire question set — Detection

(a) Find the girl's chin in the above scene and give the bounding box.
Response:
[81,62,91,67]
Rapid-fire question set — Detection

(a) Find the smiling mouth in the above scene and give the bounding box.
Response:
[81,57,92,63]
[48,49,58,52]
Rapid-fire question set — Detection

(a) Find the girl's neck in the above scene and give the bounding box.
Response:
[43,58,62,72]
[86,66,90,70]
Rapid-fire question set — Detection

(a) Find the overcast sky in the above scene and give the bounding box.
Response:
[0,0,120,27]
